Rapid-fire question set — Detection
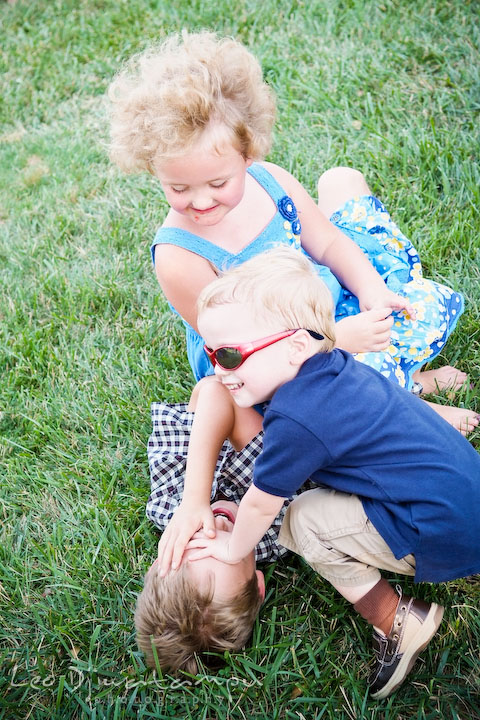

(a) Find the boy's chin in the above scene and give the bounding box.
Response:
[233,395,268,408]
[232,396,256,408]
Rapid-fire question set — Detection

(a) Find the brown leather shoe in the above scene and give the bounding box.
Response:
[369,587,444,699]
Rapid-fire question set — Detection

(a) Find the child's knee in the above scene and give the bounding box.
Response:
[317,167,371,217]
[188,375,223,410]
[280,489,322,546]
[317,166,367,193]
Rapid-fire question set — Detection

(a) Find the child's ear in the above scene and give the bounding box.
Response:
[288,329,312,366]
[256,570,265,601]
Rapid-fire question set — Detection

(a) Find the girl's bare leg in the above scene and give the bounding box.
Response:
[318,167,478,436]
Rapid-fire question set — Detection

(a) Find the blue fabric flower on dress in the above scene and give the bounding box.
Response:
[277,195,302,249]
[277,195,297,221]
[291,218,301,235]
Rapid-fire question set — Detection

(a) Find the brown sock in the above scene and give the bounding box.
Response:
[353,579,399,636]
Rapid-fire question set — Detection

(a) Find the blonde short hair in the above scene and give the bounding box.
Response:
[108,31,276,173]
[197,246,336,351]
[134,561,263,674]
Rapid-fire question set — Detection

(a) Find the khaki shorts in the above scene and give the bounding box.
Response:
[279,487,415,587]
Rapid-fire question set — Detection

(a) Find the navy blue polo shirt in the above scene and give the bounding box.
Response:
[254,350,480,582]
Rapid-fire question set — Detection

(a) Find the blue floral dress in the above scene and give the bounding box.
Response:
[151,163,463,389]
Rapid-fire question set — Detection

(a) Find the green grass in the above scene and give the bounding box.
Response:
[1,0,479,717]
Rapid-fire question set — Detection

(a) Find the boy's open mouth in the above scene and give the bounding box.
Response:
[212,507,236,524]
[224,382,243,392]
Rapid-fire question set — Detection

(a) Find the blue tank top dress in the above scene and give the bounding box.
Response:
[151,163,463,388]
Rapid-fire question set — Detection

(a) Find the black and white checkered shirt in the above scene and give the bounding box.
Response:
[146,402,289,563]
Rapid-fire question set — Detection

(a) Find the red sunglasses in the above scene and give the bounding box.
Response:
[204,328,324,370]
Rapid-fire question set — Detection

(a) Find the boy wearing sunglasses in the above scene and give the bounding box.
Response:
[181,245,480,699]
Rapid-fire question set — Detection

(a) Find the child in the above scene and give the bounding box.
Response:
[108,30,478,434]
[185,246,480,699]
[135,498,265,674]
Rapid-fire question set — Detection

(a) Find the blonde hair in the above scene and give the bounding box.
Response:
[108,31,276,173]
[135,561,263,674]
[197,246,336,351]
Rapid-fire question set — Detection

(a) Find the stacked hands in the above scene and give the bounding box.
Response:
[157,501,237,576]
[337,288,416,354]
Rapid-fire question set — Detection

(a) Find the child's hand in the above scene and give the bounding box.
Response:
[185,529,239,564]
[157,502,216,577]
[336,309,394,353]
[359,288,416,320]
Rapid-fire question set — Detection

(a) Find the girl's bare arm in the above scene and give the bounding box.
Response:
[264,162,414,316]
[154,244,218,332]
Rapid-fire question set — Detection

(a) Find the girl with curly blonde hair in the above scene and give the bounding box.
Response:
[109,30,474,434]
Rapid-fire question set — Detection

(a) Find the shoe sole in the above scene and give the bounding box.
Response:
[371,602,444,700]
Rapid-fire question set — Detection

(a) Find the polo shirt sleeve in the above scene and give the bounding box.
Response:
[253,410,331,497]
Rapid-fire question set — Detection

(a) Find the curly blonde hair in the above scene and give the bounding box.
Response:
[134,561,263,674]
[108,31,276,173]
[197,246,336,352]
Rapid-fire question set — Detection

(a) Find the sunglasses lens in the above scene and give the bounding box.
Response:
[215,347,243,369]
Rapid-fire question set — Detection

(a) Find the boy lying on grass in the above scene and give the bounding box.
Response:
[144,246,480,699]
[136,498,265,674]
[137,374,314,673]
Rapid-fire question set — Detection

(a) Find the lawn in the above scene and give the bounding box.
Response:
[0,0,479,718]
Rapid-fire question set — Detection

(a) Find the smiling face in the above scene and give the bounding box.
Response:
[198,302,301,408]
[153,127,252,228]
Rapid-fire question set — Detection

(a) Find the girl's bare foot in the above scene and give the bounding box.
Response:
[425,401,479,437]
[414,366,468,396]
